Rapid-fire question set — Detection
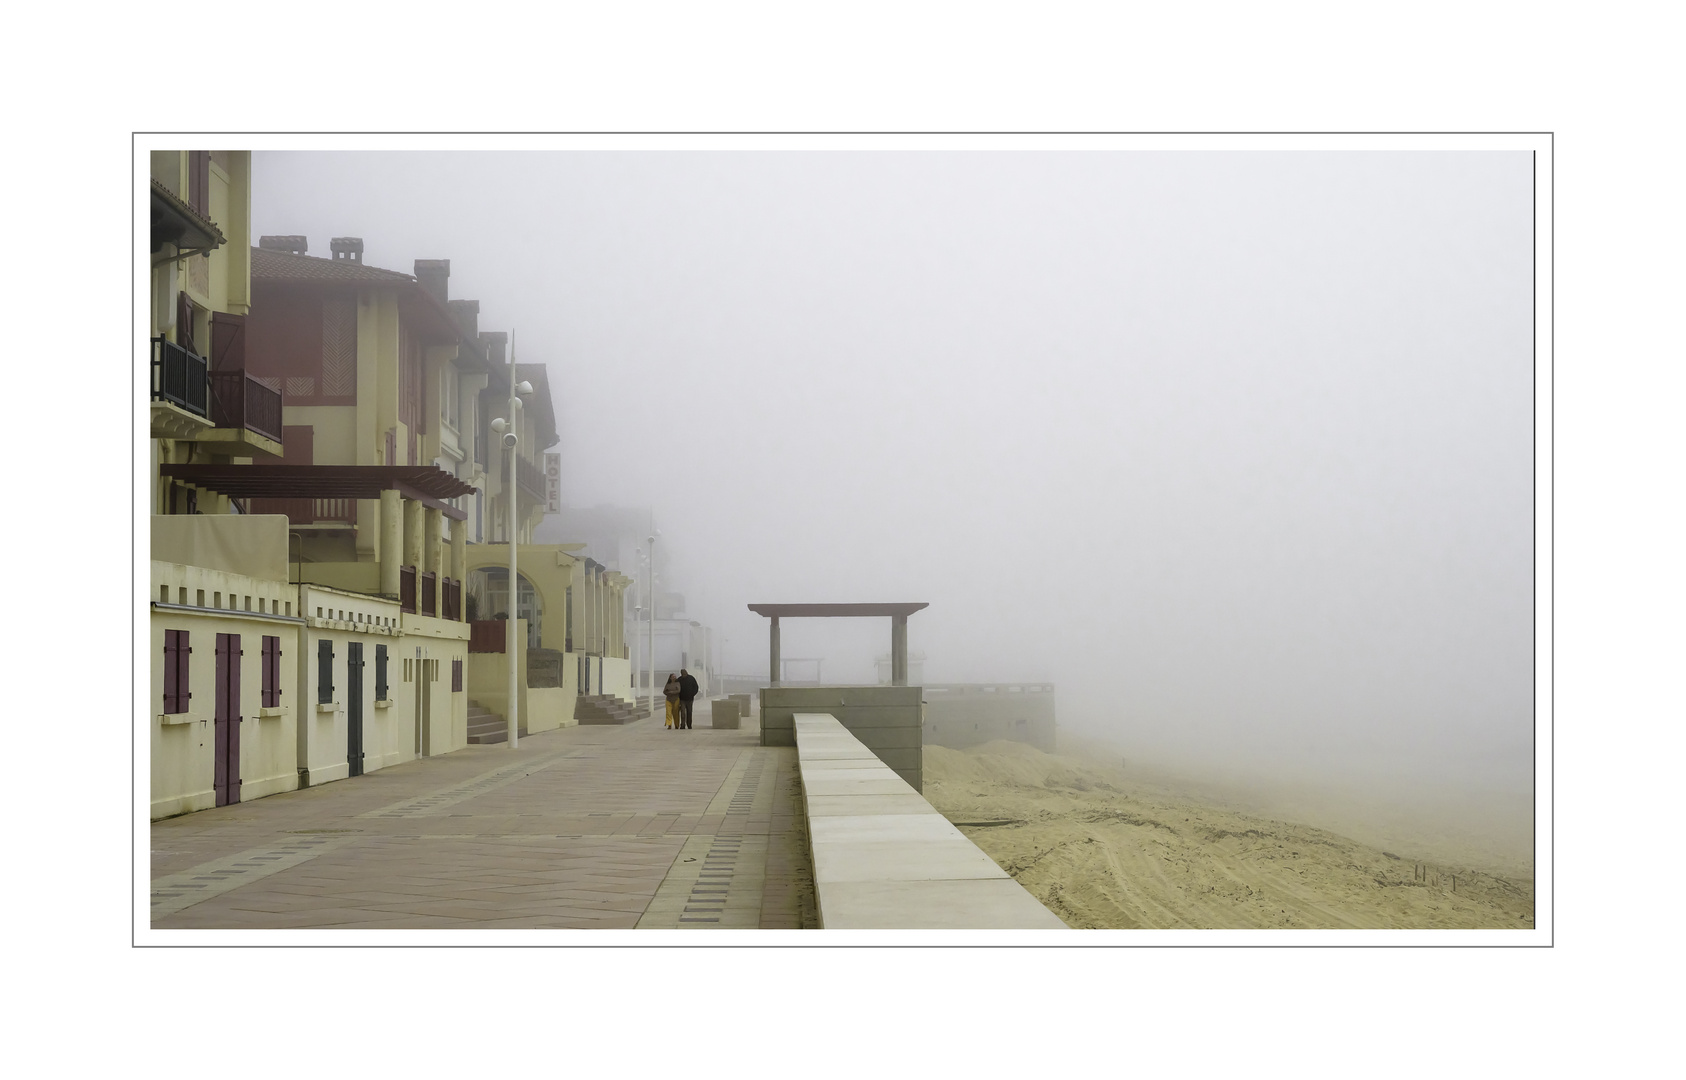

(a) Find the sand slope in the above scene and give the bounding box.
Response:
[922,741,1534,930]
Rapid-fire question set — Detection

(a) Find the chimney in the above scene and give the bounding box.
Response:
[480,331,507,367]
[330,237,364,263]
[259,235,307,255]
[448,299,479,341]
[414,259,450,303]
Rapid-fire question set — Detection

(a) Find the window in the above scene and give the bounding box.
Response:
[163,630,191,713]
[452,659,463,693]
[317,639,335,704]
[441,365,460,431]
[376,644,389,702]
[187,151,211,216]
[262,636,282,707]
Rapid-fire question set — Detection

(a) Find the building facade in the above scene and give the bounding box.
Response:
[148,157,637,817]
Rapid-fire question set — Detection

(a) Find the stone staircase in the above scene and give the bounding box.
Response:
[466,698,521,744]
[574,694,650,725]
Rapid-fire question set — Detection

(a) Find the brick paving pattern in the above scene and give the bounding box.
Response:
[149,709,816,930]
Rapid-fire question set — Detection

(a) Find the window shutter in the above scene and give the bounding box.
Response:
[375,644,389,702]
[188,151,211,216]
[177,292,196,355]
[262,635,281,707]
[164,630,185,713]
[210,311,246,373]
[318,639,334,704]
[452,658,463,693]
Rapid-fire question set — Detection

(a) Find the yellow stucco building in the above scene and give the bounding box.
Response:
[149,156,635,817]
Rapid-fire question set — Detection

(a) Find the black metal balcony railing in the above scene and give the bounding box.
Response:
[208,370,284,445]
[151,336,208,417]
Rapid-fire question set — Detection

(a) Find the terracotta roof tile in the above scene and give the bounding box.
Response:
[251,246,417,284]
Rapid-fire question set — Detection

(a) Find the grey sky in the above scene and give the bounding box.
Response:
[253,147,1534,793]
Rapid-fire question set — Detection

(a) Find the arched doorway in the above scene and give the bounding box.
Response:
[466,567,543,649]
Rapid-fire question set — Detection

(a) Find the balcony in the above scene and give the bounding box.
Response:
[517,454,546,501]
[150,337,215,440]
[209,371,284,446]
[245,497,357,528]
[149,335,283,457]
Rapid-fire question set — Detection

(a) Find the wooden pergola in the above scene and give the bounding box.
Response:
[159,464,475,519]
[747,602,929,687]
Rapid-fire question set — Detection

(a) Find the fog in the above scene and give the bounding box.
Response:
[253,148,1534,803]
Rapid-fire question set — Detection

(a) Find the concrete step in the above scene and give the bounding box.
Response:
[466,699,510,743]
[574,694,646,725]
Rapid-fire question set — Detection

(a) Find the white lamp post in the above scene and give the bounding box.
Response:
[490,338,533,749]
[646,533,656,717]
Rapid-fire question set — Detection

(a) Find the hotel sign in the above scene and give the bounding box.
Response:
[544,452,561,513]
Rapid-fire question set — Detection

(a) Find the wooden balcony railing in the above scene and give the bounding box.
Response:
[469,620,505,653]
[151,337,208,417]
[441,577,461,621]
[399,565,417,614]
[247,498,355,526]
[208,370,284,444]
[420,570,437,617]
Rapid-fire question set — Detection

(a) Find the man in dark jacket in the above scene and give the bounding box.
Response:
[677,668,700,729]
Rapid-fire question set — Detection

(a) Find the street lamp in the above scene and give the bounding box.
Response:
[490,340,533,748]
[646,532,656,718]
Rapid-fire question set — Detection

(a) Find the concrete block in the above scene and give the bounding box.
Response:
[810,840,1008,884]
[863,748,921,772]
[836,686,923,707]
[799,759,894,773]
[827,706,923,729]
[711,699,741,729]
[801,775,917,798]
[804,793,934,817]
[816,878,1069,930]
[808,813,969,845]
[838,726,922,750]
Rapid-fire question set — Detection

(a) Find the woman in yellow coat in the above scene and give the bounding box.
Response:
[663,673,682,729]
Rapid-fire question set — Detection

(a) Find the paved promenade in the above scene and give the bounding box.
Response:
[149,708,815,930]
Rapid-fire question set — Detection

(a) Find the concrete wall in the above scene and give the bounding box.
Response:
[601,656,632,701]
[467,619,529,734]
[526,687,571,733]
[760,686,923,792]
[920,683,1057,753]
[149,592,301,820]
[295,584,404,786]
[794,713,1067,930]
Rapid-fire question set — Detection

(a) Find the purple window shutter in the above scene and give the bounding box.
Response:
[163,630,181,712]
[261,635,281,707]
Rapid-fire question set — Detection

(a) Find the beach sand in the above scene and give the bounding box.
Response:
[922,740,1535,930]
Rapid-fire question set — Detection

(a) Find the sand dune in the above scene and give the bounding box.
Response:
[922,741,1534,930]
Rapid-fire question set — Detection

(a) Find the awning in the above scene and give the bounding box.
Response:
[161,464,475,520]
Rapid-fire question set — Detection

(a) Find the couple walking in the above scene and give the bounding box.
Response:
[663,668,699,729]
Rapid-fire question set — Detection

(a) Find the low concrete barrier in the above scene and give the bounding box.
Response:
[710,698,741,729]
[763,686,922,791]
[794,713,1067,930]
